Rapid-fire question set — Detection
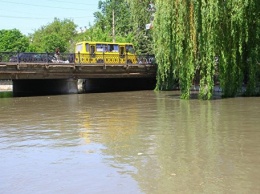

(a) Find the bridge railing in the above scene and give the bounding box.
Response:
[0,52,74,63]
[0,52,14,63]
[0,52,156,65]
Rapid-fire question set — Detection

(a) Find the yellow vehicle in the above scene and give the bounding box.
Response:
[75,41,137,64]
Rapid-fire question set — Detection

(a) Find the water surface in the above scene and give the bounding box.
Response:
[0,91,259,193]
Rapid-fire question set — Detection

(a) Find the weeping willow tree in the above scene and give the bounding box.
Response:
[153,0,205,98]
[152,0,177,91]
[217,0,260,97]
[153,0,260,99]
[197,1,218,100]
[240,0,260,96]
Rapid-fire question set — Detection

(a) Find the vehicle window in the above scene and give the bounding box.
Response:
[96,44,105,52]
[108,44,119,52]
[120,47,125,55]
[103,45,108,52]
[113,44,119,52]
[85,43,89,52]
[126,45,135,54]
[90,46,95,54]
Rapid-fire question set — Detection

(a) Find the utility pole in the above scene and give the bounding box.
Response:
[112,9,115,43]
[146,1,156,30]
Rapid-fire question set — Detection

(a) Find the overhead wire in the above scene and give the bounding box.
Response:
[45,0,96,6]
[0,0,96,11]
[0,15,94,20]
[0,0,97,20]
[0,0,98,33]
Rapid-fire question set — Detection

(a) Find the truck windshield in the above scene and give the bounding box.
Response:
[126,45,135,54]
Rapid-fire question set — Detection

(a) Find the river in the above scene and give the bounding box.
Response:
[0,91,259,194]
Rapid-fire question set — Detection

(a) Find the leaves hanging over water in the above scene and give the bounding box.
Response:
[153,0,260,99]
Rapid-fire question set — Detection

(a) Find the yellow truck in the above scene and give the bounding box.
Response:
[75,41,137,64]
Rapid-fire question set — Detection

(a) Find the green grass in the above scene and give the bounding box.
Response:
[0,92,13,98]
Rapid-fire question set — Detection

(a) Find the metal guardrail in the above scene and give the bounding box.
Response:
[0,52,74,63]
[0,52,156,65]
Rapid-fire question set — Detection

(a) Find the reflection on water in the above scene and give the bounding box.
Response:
[0,91,259,194]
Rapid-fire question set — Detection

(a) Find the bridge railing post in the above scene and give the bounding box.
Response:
[126,52,128,64]
[46,52,49,64]
[103,51,105,64]
[78,52,81,64]
[17,51,20,63]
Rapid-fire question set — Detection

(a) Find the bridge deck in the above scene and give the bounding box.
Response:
[0,62,156,80]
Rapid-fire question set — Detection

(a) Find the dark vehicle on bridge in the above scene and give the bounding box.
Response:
[34,53,57,63]
[9,53,36,62]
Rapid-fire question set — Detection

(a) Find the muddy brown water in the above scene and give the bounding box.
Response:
[0,91,259,194]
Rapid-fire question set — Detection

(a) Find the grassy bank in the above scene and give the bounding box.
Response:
[0,91,13,98]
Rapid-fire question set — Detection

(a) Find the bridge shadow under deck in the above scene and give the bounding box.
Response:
[12,77,156,97]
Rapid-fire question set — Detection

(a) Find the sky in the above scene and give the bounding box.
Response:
[0,0,99,35]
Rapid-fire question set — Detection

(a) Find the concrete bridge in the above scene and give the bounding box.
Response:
[0,61,157,96]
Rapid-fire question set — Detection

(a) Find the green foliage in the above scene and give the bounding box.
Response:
[0,92,12,98]
[153,0,195,98]
[153,0,176,91]
[42,34,67,53]
[93,0,133,42]
[0,29,30,52]
[154,0,260,99]
[92,0,153,53]
[197,0,217,100]
[126,0,154,54]
[30,18,77,53]
[216,0,260,98]
[243,0,260,96]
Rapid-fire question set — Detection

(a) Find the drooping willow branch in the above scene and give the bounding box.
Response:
[153,0,259,99]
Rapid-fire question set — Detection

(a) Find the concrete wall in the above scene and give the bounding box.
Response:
[0,80,12,91]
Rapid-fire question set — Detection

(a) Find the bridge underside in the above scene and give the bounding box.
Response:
[82,77,156,93]
[12,77,156,97]
[0,62,157,96]
[12,79,78,97]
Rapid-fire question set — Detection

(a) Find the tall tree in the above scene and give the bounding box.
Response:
[126,0,154,54]
[153,0,183,91]
[153,0,260,99]
[0,29,30,52]
[92,0,133,42]
[30,18,77,53]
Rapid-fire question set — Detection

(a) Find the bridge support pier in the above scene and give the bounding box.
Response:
[13,79,78,97]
